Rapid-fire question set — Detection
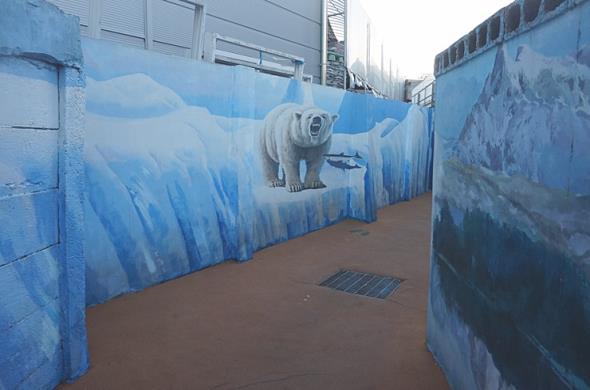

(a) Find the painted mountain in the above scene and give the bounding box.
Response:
[429,44,590,390]
[456,45,590,195]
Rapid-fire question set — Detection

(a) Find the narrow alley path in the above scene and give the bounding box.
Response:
[63,193,447,390]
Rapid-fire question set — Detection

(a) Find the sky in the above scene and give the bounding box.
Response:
[360,0,514,79]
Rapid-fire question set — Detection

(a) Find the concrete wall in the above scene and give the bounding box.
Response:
[0,1,88,388]
[0,1,432,386]
[428,0,590,389]
[82,37,434,304]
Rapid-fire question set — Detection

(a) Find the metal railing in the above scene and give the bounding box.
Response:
[412,80,435,107]
[203,32,306,80]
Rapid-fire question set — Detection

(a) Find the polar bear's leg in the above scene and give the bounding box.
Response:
[261,151,284,187]
[304,156,326,189]
[283,160,304,192]
[304,144,328,189]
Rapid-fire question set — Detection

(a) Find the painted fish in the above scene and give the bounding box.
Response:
[323,152,363,159]
[326,159,362,170]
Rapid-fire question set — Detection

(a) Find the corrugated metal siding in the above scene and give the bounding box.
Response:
[267,0,321,20]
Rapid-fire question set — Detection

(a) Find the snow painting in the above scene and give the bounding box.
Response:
[82,38,434,305]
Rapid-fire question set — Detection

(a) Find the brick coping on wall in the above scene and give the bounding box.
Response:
[434,0,588,76]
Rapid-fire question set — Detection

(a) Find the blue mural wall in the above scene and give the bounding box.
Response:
[82,38,434,305]
[0,0,88,388]
[427,0,590,389]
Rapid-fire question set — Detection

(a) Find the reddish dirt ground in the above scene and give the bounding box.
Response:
[62,193,448,390]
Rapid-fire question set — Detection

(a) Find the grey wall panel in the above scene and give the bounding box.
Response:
[202,0,321,80]
[205,14,321,79]
[48,0,322,80]
[205,0,321,49]
[264,0,321,21]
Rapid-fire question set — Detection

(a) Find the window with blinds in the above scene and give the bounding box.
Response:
[47,0,204,59]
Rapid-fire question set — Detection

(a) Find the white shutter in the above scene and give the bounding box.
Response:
[49,0,204,58]
[100,30,146,48]
[152,0,195,57]
[46,0,90,29]
[100,0,146,47]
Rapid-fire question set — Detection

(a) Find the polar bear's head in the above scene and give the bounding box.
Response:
[291,107,339,147]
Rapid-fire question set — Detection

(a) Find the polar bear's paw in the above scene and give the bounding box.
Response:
[287,182,305,192]
[268,179,285,188]
[304,180,326,189]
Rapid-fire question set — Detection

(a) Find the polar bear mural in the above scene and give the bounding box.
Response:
[259,103,339,192]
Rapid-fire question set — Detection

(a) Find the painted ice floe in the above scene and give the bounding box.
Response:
[86,74,186,118]
[84,73,433,304]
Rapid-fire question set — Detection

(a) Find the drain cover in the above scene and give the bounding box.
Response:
[319,270,402,299]
[349,228,369,236]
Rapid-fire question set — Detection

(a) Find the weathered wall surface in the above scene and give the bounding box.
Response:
[82,37,434,305]
[428,0,590,388]
[0,0,88,388]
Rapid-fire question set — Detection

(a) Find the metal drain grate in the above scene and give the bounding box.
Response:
[319,270,402,299]
[350,228,370,237]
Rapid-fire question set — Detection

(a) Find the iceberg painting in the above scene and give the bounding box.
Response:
[428,8,590,388]
[456,45,590,194]
[82,38,434,305]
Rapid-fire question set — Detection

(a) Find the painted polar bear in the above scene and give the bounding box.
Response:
[260,103,339,192]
